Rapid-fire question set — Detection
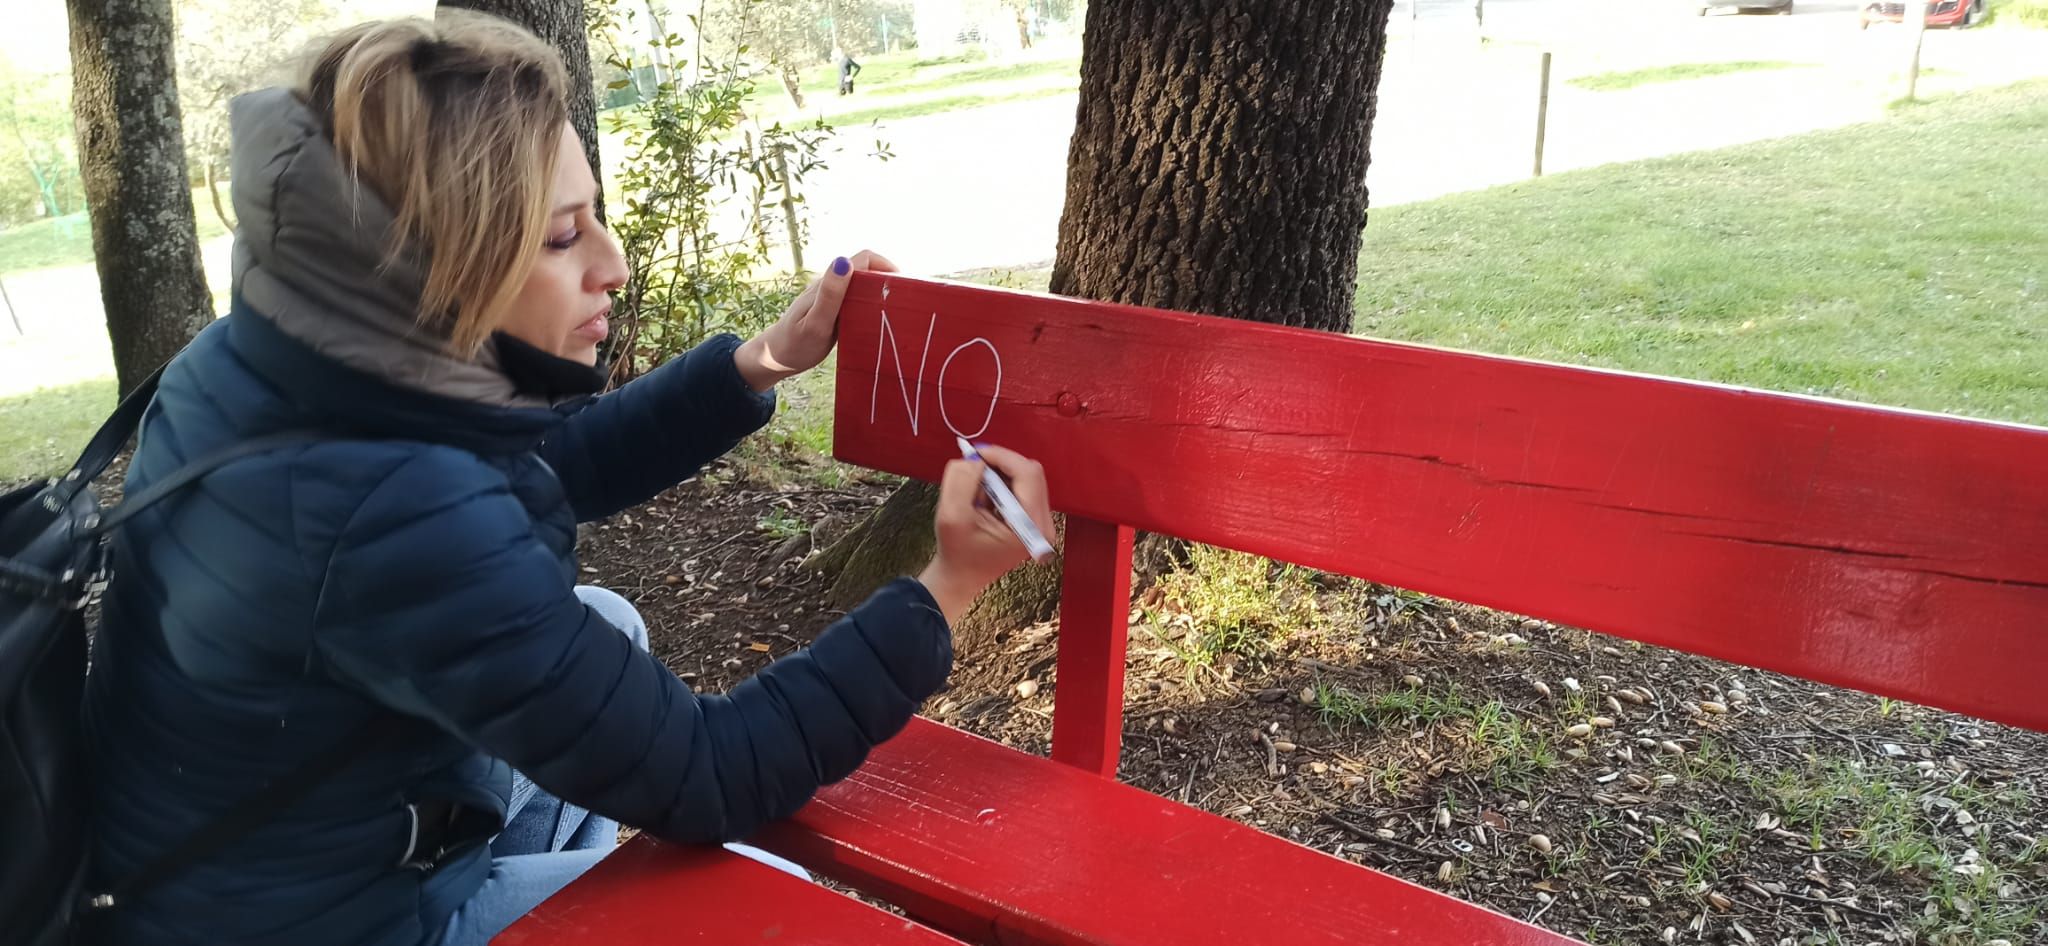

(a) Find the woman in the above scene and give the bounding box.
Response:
[81,13,1050,946]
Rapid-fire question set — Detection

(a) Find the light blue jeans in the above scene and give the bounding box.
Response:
[434,586,809,946]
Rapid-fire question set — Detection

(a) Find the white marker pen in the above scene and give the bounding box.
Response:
[955,436,1054,562]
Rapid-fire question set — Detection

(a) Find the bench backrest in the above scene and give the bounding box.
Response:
[831,274,2048,734]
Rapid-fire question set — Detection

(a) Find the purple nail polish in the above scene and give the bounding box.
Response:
[832,256,850,276]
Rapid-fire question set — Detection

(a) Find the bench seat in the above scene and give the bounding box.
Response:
[753,718,1571,945]
[495,835,966,945]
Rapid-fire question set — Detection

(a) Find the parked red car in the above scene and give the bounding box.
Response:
[1860,0,1989,28]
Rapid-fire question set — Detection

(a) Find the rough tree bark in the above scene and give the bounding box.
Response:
[1049,2,1391,326]
[811,485,1068,656]
[815,0,1394,656]
[67,0,215,396]
[439,0,604,221]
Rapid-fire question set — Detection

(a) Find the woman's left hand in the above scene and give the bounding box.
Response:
[735,250,898,392]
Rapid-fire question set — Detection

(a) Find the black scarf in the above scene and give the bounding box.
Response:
[492,332,610,400]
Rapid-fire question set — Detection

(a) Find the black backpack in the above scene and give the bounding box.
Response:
[0,367,375,945]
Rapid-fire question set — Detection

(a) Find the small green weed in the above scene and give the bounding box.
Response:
[756,507,807,541]
[1147,546,1324,669]
[1314,680,1471,732]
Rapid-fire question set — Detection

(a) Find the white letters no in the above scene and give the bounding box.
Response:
[869,305,1003,440]
[937,338,1000,440]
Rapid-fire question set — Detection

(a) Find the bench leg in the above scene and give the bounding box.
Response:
[1051,517,1135,778]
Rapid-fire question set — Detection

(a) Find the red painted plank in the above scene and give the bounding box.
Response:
[1050,518,1135,777]
[755,718,1574,946]
[493,835,963,945]
[832,274,2048,732]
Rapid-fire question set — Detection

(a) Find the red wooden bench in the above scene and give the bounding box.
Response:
[499,274,2048,945]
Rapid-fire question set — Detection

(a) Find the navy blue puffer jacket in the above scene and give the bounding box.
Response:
[80,88,952,946]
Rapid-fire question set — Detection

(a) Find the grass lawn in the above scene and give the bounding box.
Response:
[1354,80,2048,426]
[0,192,231,277]
[0,378,115,484]
[782,50,1077,104]
[603,49,1082,132]
[0,214,98,276]
[825,78,1078,128]
[787,49,982,99]
[1987,0,2048,27]
[1569,60,1810,92]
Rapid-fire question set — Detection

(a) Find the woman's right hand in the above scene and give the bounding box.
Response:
[917,444,1053,625]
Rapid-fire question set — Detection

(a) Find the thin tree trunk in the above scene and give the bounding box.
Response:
[812,0,1394,657]
[780,64,806,109]
[29,164,62,217]
[67,0,214,396]
[14,127,62,216]
[643,0,673,88]
[1902,0,1929,101]
[439,0,605,222]
[204,159,234,233]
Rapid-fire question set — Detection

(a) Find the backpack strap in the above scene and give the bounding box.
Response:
[40,364,323,538]
[40,365,163,512]
[82,431,329,539]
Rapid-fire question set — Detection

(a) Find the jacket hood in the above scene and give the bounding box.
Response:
[228,87,546,409]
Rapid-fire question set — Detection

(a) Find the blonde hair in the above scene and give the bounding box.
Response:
[299,12,569,354]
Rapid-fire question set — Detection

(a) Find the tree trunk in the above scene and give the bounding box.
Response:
[1050,1,1391,328]
[811,481,937,610]
[67,0,214,397]
[812,0,1393,657]
[811,481,1066,656]
[439,0,605,222]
